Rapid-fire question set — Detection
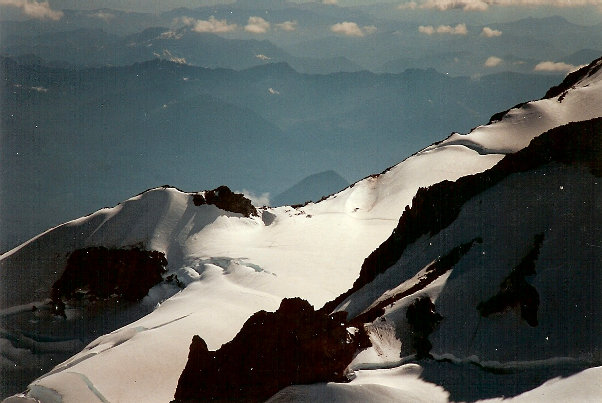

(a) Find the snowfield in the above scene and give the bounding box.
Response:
[1,58,601,402]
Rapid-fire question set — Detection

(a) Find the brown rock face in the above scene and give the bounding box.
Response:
[173,297,369,402]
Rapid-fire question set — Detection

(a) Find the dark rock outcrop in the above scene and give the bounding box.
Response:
[51,246,167,314]
[192,185,258,217]
[173,298,369,402]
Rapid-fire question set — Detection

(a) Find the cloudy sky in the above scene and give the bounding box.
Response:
[0,0,600,17]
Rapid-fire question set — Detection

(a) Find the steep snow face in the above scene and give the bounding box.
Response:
[2,59,602,402]
[342,163,601,363]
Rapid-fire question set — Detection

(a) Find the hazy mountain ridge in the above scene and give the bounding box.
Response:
[284,16,602,75]
[1,27,293,70]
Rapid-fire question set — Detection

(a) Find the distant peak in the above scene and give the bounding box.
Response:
[307,170,345,179]
[273,170,349,207]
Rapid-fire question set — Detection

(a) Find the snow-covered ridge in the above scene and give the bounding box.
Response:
[432,56,602,156]
[2,56,601,402]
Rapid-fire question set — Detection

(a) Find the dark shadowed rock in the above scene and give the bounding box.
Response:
[192,185,258,217]
[173,297,370,402]
[51,246,167,313]
[406,297,443,359]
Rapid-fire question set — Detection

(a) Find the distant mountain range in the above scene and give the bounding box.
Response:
[1,6,600,75]
[289,16,602,74]
[1,26,363,74]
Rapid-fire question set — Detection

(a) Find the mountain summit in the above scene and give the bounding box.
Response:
[1,57,601,402]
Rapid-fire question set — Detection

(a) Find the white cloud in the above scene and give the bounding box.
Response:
[419,0,602,11]
[398,1,418,8]
[418,25,435,35]
[245,16,270,34]
[495,0,602,7]
[481,27,502,37]
[419,23,467,35]
[421,0,488,10]
[180,16,238,33]
[331,22,364,37]
[238,189,271,207]
[256,54,271,61]
[439,23,467,34]
[534,61,583,72]
[330,22,377,37]
[484,56,503,67]
[0,0,63,20]
[275,20,298,31]
[268,87,280,95]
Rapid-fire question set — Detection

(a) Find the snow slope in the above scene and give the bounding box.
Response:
[270,118,602,402]
[2,57,602,402]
